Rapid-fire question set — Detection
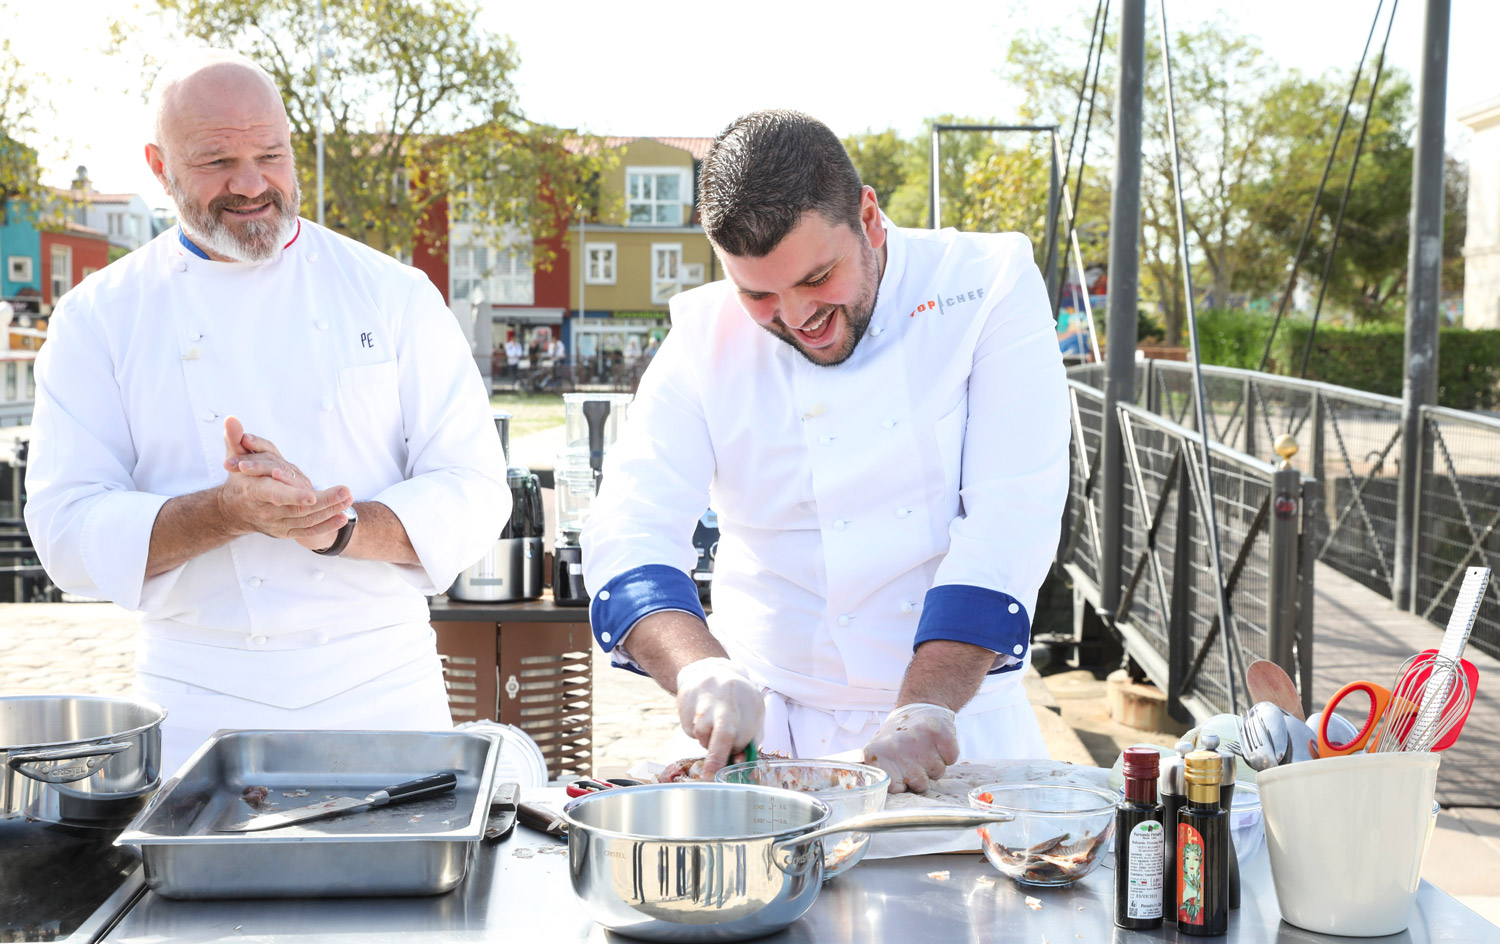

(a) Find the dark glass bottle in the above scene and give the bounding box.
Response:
[1176,750,1229,936]
[1159,739,1191,924]
[1115,747,1165,930]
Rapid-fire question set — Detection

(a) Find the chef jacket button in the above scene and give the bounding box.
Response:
[316,319,329,331]
[598,590,610,601]
[818,435,832,446]
[601,631,612,644]
[1008,603,1020,614]
[312,569,325,581]
[881,419,896,429]
[174,260,188,272]
[896,507,911,518]
[832,519,847,531]
[900,601,914,614]
[321,398,334,411]
[315,633,329,644]
[871,326,884,337]
[1012,644,1024,656]
[200,410,215,423]
[837,614,850,627]
[252,635,268,647]
[248,576,263,588]
[188,331,202,342]
[307,252,319,263]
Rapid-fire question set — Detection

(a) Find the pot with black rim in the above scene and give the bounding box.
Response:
[0,695,166,827]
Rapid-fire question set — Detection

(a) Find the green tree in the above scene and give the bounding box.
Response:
[0,35,46,222]
[147,0,613,264]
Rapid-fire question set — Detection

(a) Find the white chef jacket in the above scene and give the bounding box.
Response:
[582,219,1070,743]
[24,220,508,709]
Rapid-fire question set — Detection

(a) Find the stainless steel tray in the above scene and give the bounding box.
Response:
[116,729,502,899]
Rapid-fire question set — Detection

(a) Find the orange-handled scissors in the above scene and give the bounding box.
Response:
[1317,681,1394,756]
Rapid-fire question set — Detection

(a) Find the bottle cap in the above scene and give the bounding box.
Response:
[1122,747,1160,781]
[1184,750,1224,786]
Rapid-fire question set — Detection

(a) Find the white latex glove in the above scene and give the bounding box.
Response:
[675,657,764,778]
[863,702,960,794]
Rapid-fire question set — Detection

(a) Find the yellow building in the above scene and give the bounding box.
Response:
[565,137,716,373]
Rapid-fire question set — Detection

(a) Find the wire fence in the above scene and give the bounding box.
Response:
[1070,359,1500,665]
[1060,375,1315,718]
[1415,406,1500,659]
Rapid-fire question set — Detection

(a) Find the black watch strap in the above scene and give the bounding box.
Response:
[315,506,358,556]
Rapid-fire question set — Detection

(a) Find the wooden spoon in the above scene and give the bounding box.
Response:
[1246,660,1305,720]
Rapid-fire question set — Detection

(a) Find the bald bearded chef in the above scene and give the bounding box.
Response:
[582,110,1070,794]
[23,50,507,774]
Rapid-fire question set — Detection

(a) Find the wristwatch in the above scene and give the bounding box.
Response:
[315,505,358,556]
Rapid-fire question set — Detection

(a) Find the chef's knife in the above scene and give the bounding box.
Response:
[485,782,519,841]
[517,801,568,838]
[216,772,458,832]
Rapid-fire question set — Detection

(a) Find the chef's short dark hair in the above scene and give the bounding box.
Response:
[698,110,864,258]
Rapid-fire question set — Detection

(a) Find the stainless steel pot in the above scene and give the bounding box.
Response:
[1,695,166,826]
[561,782,1013,942]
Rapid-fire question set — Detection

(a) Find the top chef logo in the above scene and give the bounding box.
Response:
[909,286,984,317]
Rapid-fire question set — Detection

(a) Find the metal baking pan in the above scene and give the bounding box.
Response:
[116,729,502,899]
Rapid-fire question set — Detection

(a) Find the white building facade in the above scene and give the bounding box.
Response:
[1459,96,1500,330]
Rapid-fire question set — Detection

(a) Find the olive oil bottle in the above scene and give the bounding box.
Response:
[1115,747,1165,930]
[1176,750,1229,936]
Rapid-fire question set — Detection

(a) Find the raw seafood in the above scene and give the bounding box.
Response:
[241,785,271,810]
[979,829,1108,884]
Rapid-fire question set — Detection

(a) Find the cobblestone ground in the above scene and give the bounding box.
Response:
[0,602,683,775]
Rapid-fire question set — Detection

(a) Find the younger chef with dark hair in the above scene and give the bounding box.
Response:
[582,110,1069,793]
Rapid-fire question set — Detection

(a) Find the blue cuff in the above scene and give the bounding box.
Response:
[589,563,706,654]
[914,584,1030,676]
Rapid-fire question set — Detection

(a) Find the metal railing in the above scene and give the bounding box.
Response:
[1064,359,1500,669]
[1060,375,1317,719]
[1414,406,1500,658]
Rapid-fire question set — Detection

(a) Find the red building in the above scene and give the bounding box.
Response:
[40,223,110,308]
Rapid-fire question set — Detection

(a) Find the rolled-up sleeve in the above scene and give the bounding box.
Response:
[24,295,168,610]
[918,244,1070,673]
[582,326,715,668]
[369,273,508,593]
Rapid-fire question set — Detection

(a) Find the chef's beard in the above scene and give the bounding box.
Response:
[165,167,301,263]
[765,236,881,368]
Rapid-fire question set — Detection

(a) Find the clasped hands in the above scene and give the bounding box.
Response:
[216,415,351,551]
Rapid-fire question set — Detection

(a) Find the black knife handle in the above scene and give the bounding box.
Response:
[517,801,568,837]
[370,772,459,807]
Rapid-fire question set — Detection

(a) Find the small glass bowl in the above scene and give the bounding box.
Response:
[968,782,1118,886]
[715,759,888,879]
[1230,782,1264,863]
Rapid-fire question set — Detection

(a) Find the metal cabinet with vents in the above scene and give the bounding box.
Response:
[429,594,594,779]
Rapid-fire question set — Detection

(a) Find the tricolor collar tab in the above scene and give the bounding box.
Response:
[176,219,302,260]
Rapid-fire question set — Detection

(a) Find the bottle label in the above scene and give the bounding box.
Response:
[1126,820,1164,919]
[1178,822,1206,926]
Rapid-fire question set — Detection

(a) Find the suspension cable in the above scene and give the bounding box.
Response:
[1157,0,1247,711]
[1294,0,1399,382]
[1062,0,1111,282]
[1059,0,1108,188]
[1256,0,1388,374]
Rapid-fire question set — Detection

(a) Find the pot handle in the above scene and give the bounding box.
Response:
[10,741,132,784]
[771,807,1015,876]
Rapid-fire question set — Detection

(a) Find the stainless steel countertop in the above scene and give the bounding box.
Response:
[102,788,1496,943]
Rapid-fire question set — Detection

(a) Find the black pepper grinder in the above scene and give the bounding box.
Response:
[1159,738,1191,924]
[1202,733,1241,910]
[1176,750,1230,936]
[1115,747,1165,930]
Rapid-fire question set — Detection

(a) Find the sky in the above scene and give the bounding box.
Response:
[7,0,1499,211]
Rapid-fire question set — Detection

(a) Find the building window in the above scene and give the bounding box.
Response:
[6,257,32,283]
[128,216,140,239]
[651,243,683,305]
[107,214,124,236]
[25,362,35,399]
[627,168,689,226]
[585,243,617,285]
[50,246,72,299]
[450,244,488,302]
[493,245,534,305]
[4,363,15,402]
